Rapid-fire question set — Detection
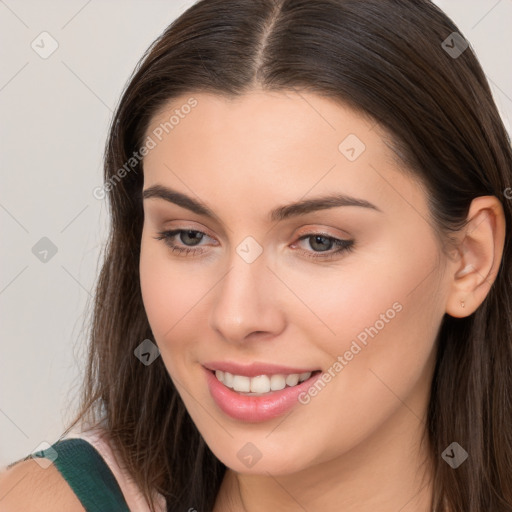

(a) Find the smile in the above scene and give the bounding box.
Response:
[203,365,323,422]
[215,370,313,395]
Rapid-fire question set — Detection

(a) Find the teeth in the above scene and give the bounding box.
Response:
[270,374,286,391]
[251,375,270,393]
[299,372,311,382]
[222,371,233,388]
[285,374,299,386]
[232,375,251,392]
[214,370,313,394]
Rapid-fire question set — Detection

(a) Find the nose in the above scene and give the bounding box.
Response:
[208,249,286,345]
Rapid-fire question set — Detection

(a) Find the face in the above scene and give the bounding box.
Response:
[139,90,449,476]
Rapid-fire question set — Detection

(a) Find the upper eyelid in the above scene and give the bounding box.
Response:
[156,219,352,238]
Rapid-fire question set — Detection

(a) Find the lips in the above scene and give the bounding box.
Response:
[203,363,323,422]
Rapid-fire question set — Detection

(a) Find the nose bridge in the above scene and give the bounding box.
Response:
[209,239,284,342]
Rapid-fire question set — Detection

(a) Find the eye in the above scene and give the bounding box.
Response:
[154,229,212,257]
[293,233,355,260]
[153,229,355,260]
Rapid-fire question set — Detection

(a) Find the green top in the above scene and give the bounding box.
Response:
[30,438,131,512]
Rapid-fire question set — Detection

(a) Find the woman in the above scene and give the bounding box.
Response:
[1,0,511,511]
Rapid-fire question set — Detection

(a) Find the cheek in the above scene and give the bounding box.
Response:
[300,232,443,397]
[140,233,179,320]
[139,240,173,336]
[335,226,440,338]
[139,236,212,366]
[279,252,442,464]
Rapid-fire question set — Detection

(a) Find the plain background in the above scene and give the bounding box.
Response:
[1,0,511,468]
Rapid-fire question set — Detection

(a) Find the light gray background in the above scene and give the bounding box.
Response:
[1,0,511,467]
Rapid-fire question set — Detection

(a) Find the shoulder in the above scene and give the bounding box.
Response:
[67,428,167,512]
[0,457,85,512]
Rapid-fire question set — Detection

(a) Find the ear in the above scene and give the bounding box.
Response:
[445,195,506,318]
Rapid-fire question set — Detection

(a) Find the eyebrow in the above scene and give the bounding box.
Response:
[142,184,381,223]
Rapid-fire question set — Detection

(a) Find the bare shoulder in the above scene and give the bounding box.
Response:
[0,457,85,512]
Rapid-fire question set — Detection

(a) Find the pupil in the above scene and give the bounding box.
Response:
[183,230,202,246]
[311,235,331,252]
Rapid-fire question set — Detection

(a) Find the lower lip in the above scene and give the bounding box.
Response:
[204,367,322,422]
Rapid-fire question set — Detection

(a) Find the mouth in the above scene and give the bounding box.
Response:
[203,364,323,422]
[210,368,321,396]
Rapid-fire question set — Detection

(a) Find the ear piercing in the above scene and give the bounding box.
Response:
[460,300,465,308]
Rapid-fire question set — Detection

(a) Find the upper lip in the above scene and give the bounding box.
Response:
[203,361,319,377]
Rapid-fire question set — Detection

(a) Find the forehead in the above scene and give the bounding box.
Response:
[141,90,429,222]
[144,89,378,157]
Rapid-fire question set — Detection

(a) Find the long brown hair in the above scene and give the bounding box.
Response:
[62,0,512,510]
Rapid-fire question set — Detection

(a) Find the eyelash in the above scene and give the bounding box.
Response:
[153,229,355,261]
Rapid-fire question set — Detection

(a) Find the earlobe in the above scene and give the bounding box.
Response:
[445,196,506,319]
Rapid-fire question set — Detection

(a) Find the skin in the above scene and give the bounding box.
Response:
[139,90,506,512]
